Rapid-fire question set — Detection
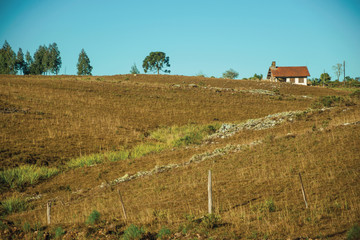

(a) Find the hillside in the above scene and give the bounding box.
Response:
[0,74,359,239]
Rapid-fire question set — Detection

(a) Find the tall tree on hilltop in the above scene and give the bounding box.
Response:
[77,49,93,75]
[48,43,62,75]
[0,40,16,74]
[31,45,48,75]
[15,48,25,75]
[23,51,33,75]
[142,52,170,74]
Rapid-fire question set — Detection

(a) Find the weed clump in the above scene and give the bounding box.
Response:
[54,226,65,239]
[201,213,221,229]
[157,226,172,239]
[0,196,28,215]
[122,224,145,240]
[86,210,101,225]
[347,224,360,240]
[0,165,59,189]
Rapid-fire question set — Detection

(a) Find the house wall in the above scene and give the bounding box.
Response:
[286,77,307,85]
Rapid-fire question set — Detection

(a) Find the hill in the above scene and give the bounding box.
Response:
[0,74,359,239]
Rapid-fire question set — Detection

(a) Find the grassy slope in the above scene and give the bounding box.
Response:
[0,74,359,239]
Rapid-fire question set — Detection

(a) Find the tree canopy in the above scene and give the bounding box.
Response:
[0,41,16,74]
[77,49,93,75]
[142,52,170,74]
[130,63,140,74]
[0,41,62,75]
[320,72,331,86]
[222,69,239,79]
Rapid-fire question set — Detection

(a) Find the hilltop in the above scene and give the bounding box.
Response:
[0,74,359,239]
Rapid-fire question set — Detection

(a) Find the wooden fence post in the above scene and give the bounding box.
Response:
[208,170,212,214]
[299,172,308,209]
[47,201,52,225]
[118,190,127,220]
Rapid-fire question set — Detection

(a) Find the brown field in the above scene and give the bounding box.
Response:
[0,74,359,239]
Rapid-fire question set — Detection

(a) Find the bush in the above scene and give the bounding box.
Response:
[1,196,28,215]
[201,214,221,229]
[54,226,65,239]
[122,224,145,240]
[347,224,360,240]
[86,210,101,225]
[157,226,172,239]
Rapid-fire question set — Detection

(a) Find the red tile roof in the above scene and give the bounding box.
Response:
[272,66,310,77]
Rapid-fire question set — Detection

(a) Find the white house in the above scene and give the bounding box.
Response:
[267,61,310,85]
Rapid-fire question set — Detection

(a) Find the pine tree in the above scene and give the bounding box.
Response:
[77,49,93,75]
[48,43,62,75]
[130,63,140,74]
[0,40,16,74]
[31,45,47,75]
[23,51,33,75]
[15,48,25,75]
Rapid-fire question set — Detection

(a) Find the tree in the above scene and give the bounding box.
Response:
[332,63,343,81]
[309,78,321,86]
[142,52,170,74]
[130,63,140,74]
[249,73,263,80]
[31,45,48,75]
[77,49,93,75]
[0,40,16,74]
[222,69,239,79]
[48,43,62,75]
[15,48,25,75]
[23,51,33,75]
[320,72,331,86]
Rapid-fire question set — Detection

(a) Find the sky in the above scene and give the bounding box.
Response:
[0,0,359,79]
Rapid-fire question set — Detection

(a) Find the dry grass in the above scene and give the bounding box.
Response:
[0,74,359,239]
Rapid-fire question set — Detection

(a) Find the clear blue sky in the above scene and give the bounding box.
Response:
[1,0,359,79]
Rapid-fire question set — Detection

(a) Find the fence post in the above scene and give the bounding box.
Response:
[208,170,212,214]
[299,172,308,208]
[118,190,127,220]
[47,201,52,225]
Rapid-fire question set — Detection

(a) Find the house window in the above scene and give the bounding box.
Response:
[298,78,304,83]
[290,78,295,83]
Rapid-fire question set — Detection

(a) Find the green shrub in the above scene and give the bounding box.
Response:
[0,165,59,188]
[347,224,360,240]
[256,199,276,213]
[54,226,65,239]
[157,226,172,239]
[1,196,27,215]
[201,214,221,229]
[86,210,101,225]
[122,224,145,240]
